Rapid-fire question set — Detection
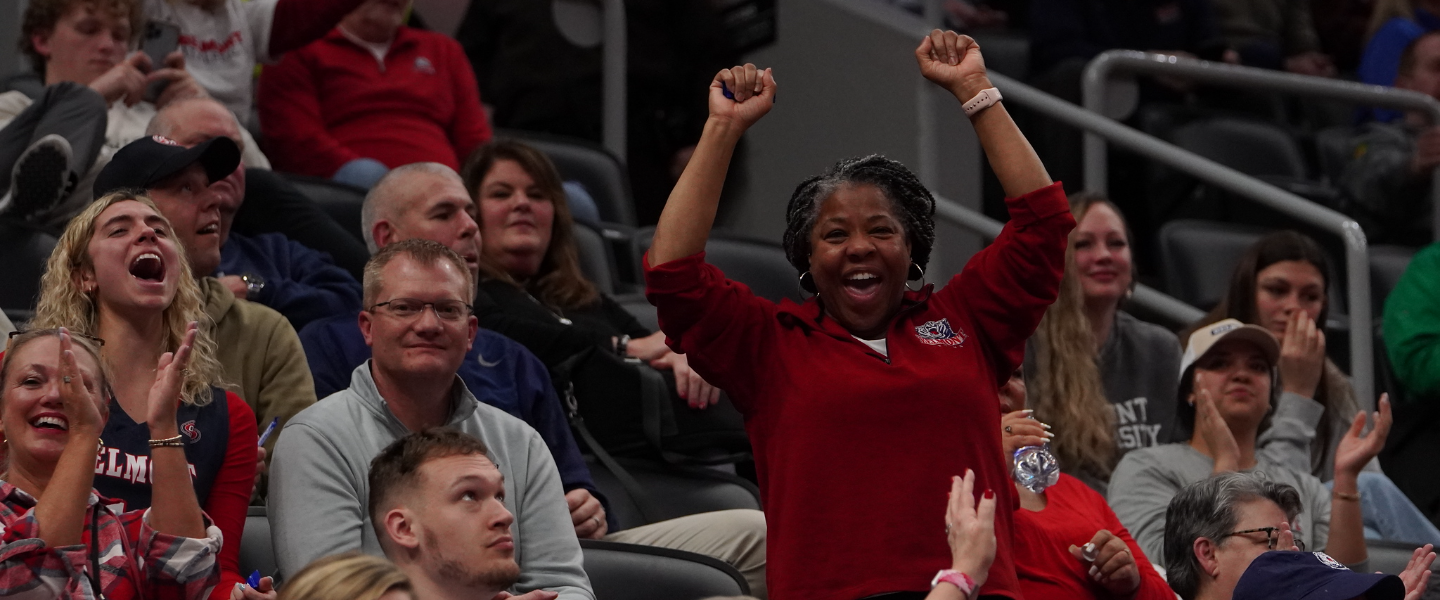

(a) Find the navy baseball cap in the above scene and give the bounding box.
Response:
[1234,551,1404,600]
[93,135,240,198]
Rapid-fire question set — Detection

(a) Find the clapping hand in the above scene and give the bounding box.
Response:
[1398,544,1435,600]
[1068,530,1141,597]
[1192,388,1242,474]
[945,469,995,589]
[709,64,776,131]
[146,322,197,432]
[56,328,105,440]
[915,29,992,102]
[1333,394,1393,480]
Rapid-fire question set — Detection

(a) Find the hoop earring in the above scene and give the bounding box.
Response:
[798,271,817,294]
[906,263,926,292]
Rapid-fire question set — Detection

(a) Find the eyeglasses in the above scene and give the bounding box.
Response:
[369,298,473,321]
[1221,527,1305,551]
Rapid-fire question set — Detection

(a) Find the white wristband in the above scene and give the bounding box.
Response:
[962,87,1002,117]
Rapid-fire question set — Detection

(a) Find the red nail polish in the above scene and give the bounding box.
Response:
[983,489,995,499]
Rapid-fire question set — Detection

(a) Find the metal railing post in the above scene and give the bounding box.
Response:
[1081,49,1440,243]
[601,0,627,160]
[994,71,1376,407]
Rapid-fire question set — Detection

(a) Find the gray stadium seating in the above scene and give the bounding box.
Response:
[580,539,750,600]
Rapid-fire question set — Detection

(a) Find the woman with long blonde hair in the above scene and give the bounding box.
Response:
[277,553,413,600]
[31,190,264,600]
[1026,195,1183,492]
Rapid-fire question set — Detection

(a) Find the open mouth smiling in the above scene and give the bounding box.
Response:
[130,252,165,282]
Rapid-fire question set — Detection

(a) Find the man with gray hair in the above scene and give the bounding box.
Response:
[1163,472,1305,600]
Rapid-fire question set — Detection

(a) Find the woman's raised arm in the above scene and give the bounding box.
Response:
[144,323,207,539]
[649,65,776,266]
[917,30,1053,197]
[34,330,106,548]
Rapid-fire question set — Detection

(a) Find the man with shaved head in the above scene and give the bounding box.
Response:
[146,96,363,330]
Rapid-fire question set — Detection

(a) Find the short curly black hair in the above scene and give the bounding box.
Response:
[781,154,936,275]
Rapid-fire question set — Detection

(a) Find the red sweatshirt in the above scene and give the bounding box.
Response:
[258,26,493,177]
[1013,474,1175,600]
[644,183,1073,600]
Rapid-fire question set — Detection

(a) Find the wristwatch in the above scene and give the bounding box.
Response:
[240,273,266,298]
[931,569,975,598]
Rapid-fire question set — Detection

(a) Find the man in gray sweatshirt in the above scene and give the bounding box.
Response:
[268,239,592,599]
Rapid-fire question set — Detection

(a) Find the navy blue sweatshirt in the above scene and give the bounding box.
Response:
[216,232,363,331]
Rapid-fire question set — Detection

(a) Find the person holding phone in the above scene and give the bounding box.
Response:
[0,0,265,232]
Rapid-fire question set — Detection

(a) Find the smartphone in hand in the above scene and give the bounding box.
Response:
[140,21,181,104]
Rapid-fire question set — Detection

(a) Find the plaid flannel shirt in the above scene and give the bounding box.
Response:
[0,482,222,600]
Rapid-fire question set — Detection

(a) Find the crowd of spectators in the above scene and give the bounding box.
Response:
[7,0,1440,599]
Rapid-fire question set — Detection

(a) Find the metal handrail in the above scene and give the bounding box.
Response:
[1081,49,1440,238]
[933,194,1207,328]
[601,0,627,159]
[985,69,1374,407]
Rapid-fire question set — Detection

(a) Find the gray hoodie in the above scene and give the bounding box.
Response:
[268,362,593,599]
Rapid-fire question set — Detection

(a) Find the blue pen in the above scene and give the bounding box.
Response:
[247,570,262,588]
[257,417,279,447]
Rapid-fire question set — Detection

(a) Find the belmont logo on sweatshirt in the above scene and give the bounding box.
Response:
[915,319,967,347]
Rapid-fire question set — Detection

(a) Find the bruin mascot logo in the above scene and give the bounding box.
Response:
[914,318,966,348]
[181,420,201,442]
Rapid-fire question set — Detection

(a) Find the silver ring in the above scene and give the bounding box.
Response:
[592,516,602,528]
[62,376,71,384]
[1004,425,1013,433]
[1081,542,1099,562]
[945,523,952,535]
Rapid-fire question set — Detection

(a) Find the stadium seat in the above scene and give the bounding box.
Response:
[586,456,761,532]
[579,539,750,599]
[574,221,618,295]
[632,228,805,305]
[240,505,278,580]
[1171,117,1308,180]
[0,219,59,314]
[278,173,368,245]
[1157,220,1266,311]
[1372,245,1418,310]
[501,130,639,227]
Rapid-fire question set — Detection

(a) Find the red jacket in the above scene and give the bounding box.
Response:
[644,183,1073,600]
[257,26,493,177]
[1013,474,1174,600]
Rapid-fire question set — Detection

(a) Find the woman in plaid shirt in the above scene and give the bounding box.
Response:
[0,326,221,599]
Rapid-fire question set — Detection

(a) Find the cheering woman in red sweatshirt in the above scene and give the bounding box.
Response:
[645,30,1073,600]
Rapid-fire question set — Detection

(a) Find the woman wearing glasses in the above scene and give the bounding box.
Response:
[29,191,267,600]
[1108,319,1389,569]
[0,327,222,598]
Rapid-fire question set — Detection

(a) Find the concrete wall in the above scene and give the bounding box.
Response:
[1,0,23,73]
[732,0,984,283]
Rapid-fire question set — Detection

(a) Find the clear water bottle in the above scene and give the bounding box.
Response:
[1012,442,1060,494]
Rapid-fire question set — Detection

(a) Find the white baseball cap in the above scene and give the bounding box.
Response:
[1179,318,1280,378]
